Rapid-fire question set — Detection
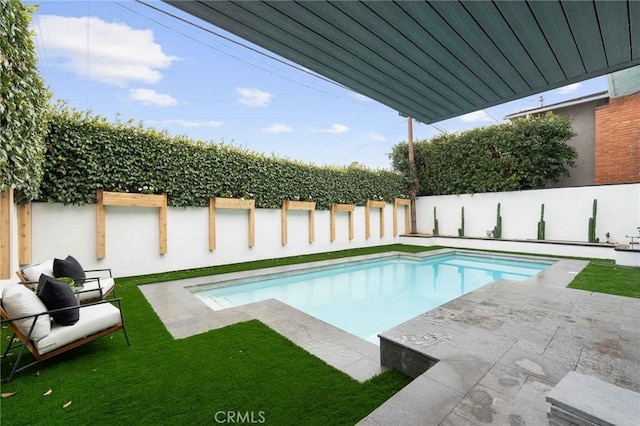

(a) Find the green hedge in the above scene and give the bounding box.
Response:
[0,0,51,202]
[37,106,405,209]
[389,113,577,195]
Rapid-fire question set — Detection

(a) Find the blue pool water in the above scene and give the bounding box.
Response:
[196,254,550,343]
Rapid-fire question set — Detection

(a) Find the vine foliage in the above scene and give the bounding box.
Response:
[389,113,577,196]
[38,104,405,209]
[0,0,51,202]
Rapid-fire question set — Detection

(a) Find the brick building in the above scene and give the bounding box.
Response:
[505,68,639,188]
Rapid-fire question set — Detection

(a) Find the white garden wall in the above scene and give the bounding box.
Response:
[2,201,401,280]
[416,183,639,245]
[1,183,637,287]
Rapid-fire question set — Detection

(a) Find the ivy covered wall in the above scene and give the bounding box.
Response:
[390,113,577,196]
[38,106,406,209]
[0,0,51,202]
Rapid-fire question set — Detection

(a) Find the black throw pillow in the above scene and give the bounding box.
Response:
[37,274,80,326]
[53,255,86,284]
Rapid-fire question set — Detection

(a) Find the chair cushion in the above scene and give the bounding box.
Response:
[35,302,122,355]
[53,255,86,284]
[1,284,51,341]
[20,260,54,284]
[37,275,80,326]
[77,278,115,303]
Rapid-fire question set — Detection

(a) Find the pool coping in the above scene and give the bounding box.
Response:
[139,248,560,384]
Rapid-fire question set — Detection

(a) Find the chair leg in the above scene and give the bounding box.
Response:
[121,325,131,346]
[2,332,18,358]
[2,339,29,382]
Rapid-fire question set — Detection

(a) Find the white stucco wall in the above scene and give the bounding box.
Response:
[416,183,639,245]
[11,202,400,278]
[1,183,637,286]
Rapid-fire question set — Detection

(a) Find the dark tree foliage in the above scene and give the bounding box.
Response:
[389,113,577,195]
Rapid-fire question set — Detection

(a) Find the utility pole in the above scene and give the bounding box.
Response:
[407,116,418,234]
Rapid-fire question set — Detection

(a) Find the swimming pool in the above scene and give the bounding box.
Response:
[196,253,551,344]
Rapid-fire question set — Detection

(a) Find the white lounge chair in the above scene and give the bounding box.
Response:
[16,258,116,304]
[0,283,129,382]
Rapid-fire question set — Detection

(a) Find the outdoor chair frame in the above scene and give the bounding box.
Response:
[1,298,130,382]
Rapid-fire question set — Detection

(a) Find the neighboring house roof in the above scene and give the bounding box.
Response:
[504,91,609,120]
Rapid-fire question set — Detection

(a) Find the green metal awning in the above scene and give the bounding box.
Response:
[164,0,640,124]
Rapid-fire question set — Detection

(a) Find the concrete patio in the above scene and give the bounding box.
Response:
[139,250,640,425]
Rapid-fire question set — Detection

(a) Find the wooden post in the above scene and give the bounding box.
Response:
[365,201,371,239]
[408,116,418,234]
[365,200,386,239]
[159,193,168,255]
[393,198,411,237]
[97,190,167,259]
[330,203,355,242]
[96,189,106,259]
[330,204,336,242]
[281,200,315,245]
[209,197,256,250]
[248,205,255,248]
[17,202,32,265]
[0,189,12,279]
[281,200,288,246]
[209,198,216,251]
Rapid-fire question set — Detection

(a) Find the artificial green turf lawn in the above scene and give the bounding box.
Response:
[1,245,432,425]
[568,259,640,298]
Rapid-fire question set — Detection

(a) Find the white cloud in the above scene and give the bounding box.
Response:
[160,119,223,128]
[353,93,373,102]
[319,124,350,134]
[557,83,582,94]
[237,87,272,107]
[460,110,493,123]
[261,123,293,134]
[365,131,386,142]
[128,89,177,107]
[34,15,177,86]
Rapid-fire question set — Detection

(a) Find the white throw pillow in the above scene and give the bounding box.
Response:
[1,284,51,341]
[21,260,55,284]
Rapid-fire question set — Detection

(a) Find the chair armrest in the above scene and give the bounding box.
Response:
[19,280,39,290]
[1,298,123,324]
[0,308,50,324]
[84,268,113,278]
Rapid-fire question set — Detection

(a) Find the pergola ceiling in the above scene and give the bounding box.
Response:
[164,1,640,124]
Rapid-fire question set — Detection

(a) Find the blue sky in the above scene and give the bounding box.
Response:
[29,1,608,169]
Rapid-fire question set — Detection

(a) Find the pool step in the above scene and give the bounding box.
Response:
[546,371,640,426]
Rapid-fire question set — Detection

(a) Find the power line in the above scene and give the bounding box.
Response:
[112,1,374,106]
[430,123,448,134]
[335,119,405,163]
[32,14,51,83]
[482,109,501,124]
[129,1,342,88]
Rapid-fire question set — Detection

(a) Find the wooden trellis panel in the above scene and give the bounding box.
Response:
[96,190,167,259]
[0,189,11,279]
[281,200,315,245]
[209,197,255,250]
[330,203,355,242]
[17,202,32,265]
[393,198,411,236]
[365,200,386,239]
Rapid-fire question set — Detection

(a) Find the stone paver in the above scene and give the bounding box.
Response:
[363,255,640,425]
